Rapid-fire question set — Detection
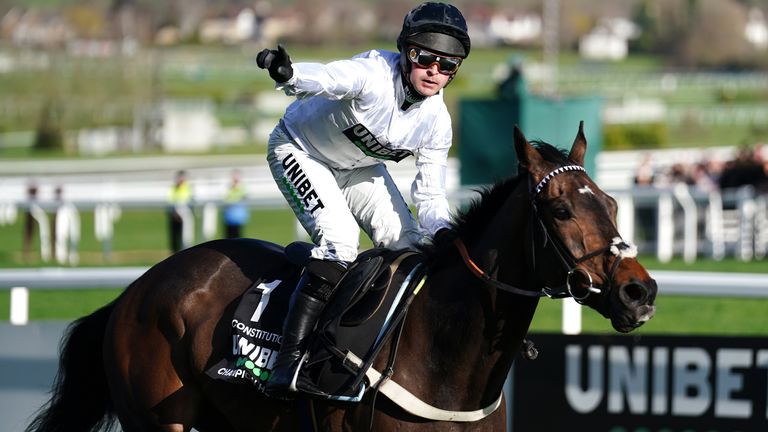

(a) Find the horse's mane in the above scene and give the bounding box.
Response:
[421,142,569,260]
[452,142,568,237]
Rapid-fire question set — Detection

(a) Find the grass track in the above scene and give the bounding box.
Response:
[1,208,767,335]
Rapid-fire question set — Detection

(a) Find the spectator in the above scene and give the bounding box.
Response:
[497,55,527,101]
[718,145,765,190]
[759,158,768,194]
[667,162,690,185]
[222,169,249,239]
[633,155,655,186]
[53,185,80,265]
[23,184,41,261]
[168,170,193,253]
[688,157,722,193]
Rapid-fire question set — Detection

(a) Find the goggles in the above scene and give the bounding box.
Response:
[407,47,463,75]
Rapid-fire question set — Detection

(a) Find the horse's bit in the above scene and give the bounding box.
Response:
[455,164,637,303]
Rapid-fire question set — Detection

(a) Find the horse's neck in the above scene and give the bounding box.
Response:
[404,191,538,408]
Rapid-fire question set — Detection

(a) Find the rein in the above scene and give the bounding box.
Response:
[454,238,545,297]
[455,164,637,303]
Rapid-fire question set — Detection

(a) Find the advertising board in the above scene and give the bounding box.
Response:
[512,334,768,432]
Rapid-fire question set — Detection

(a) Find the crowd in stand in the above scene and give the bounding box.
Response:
[634,143,768,194]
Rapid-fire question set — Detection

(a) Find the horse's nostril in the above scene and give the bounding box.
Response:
[621,282,647,303]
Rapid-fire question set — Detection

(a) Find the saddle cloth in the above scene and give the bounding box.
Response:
[205,243,426,400]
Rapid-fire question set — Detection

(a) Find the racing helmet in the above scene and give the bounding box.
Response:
[397,2,471,72]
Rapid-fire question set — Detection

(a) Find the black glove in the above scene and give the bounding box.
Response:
[432,228,458,249]
[256,44,293,83]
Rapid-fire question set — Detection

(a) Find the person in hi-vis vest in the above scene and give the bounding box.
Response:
[222,169,249,239]
[168,170,193,253]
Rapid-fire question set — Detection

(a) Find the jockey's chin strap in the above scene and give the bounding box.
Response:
[453,164,638,303]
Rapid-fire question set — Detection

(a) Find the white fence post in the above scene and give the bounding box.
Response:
[9,287,29,326]
[656,192,674,263]
[202,202,218,240]
[561,298,582,335]
[95,203,121,262]
[673,183,697,263]
[755,196,768,259]
[55,203,81,266]
[707,191,725,261]
[0,202,17,226]
[30,204,51,262]
[178,205,195,249]
[737,187,756,261]
[616,192,635,242]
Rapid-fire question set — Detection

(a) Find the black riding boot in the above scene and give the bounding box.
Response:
[265,259,345,398]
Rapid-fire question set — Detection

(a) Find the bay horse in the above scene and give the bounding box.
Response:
[27,123,656,432]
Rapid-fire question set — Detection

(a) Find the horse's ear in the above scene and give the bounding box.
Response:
[514,125,546,177]
[568,121,587,166]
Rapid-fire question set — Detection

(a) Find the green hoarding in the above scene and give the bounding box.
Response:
[458,93,603,185]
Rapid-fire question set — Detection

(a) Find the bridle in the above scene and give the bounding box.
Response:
[455,164,637,303]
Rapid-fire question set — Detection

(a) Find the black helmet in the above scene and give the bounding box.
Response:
[397,2,471,58]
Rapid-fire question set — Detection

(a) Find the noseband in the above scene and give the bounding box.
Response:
[455,164,637,302]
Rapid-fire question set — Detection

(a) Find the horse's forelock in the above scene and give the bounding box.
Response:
[530,141,570,165]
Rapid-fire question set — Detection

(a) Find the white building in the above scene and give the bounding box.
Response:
[745,8,768,50]
[488,13,542,45]
[579,18,640,61]
[160,100,219,153]
[200,8,256,44]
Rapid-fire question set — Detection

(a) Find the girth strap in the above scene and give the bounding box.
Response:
[344,351,503,422]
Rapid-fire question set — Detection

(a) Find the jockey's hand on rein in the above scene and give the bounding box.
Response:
[256,44,293,83]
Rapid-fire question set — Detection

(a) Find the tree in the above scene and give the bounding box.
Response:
[630,0,693,57]
[34,99,64,152]
[680,0,751,68]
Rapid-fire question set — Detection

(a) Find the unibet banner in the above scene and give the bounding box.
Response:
[512,333,768,432]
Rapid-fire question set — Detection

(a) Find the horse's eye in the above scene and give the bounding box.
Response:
[553,206,571,220]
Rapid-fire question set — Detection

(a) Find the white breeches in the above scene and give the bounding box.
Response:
[267,123,423,262]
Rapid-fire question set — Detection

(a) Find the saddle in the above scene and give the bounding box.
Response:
[205,242,426,401]
[297,245,425,400]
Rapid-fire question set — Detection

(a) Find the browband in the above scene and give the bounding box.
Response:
[534,165,586,195]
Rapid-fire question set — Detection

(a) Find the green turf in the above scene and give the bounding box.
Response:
[528,295,768,336]
[28,289,123,321]
[0,208,301,267]
[2,207,766,272]
[2,207,768,333]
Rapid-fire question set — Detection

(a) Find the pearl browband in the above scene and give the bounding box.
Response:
[534,165,586,195]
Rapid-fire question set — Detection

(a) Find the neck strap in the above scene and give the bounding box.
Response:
[400,70,426,110]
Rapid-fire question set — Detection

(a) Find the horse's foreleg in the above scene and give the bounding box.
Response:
[113,341,205,431]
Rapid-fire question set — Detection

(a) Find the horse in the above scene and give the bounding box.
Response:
[26,123,656,432]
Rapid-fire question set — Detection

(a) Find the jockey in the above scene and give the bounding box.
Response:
[257,1,470,397]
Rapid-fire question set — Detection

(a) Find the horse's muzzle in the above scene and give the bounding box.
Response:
[612,278,657,332]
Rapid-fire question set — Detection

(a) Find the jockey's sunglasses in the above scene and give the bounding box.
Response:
[407,47,463,74]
